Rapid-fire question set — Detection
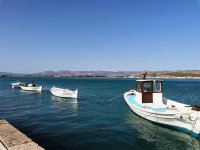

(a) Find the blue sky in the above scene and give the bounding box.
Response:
[0,0,200,73]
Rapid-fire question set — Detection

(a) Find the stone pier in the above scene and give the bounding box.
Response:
[0,120,44,150]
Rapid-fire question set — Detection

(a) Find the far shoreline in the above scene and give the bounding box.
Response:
[1,75,200,80]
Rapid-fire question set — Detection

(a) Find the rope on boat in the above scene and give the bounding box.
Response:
[97,93,124,104]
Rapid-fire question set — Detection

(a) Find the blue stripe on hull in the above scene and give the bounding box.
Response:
[126,95,200,140]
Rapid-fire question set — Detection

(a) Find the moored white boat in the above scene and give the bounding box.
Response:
[124,73,200,140]
[50,86,78,98]
[11,81,24,88]
[20,84,43,92]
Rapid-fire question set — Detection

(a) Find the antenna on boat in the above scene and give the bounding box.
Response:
[142,72,148,79]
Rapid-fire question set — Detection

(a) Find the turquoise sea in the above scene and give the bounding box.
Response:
[0,77,200,150]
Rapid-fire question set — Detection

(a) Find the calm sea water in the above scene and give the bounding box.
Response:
[0,77,200,150]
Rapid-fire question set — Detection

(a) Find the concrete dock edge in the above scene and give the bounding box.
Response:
[0,119,44,150]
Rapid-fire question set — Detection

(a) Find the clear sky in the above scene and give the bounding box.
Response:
[0,0,200,73]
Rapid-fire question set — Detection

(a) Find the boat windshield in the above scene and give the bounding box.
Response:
[136,80,163,93]
[153,81,162,93]
[143,82,153,93]
[136,82,141,92]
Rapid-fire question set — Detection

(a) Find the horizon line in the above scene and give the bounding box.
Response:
[1,69,200,75]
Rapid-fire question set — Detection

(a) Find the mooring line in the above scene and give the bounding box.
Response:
[35,122,129,136]
[97,93,124,104]
[106,94,124,102]
[15,92,127,136]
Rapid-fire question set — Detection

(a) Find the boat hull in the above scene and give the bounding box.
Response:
[20,85,43,92]
[124,91,200,139]
[50,87,78,98]
[12,85,20,88]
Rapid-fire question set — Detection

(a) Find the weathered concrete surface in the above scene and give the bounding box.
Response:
[0,120,44,150]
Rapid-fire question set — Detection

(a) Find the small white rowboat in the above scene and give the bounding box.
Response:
[20,84,43,92]
[50,87,78,98]
[124,74,200,140]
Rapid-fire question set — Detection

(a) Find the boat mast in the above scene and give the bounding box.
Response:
[142,72,148,79]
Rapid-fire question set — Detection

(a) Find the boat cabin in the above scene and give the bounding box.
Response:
[135,79,163,105]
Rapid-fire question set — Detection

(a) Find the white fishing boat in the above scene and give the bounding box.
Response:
[11,81,24,88]
[50,87,78,98]
[124,73,200,140]
[20,84,43,92]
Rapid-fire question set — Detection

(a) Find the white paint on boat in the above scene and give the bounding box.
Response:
[20,85,43,92]
[50,87,78,98]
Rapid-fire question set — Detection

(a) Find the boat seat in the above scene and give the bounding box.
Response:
[143,103,167,109]
[128,95,167,112]
[142,103,167,112]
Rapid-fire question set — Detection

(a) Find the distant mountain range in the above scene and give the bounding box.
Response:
[0,70,140,77]
[36,70,141,77]
[0,70,200,78]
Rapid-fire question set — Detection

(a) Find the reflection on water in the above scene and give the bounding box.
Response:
[20,90,42,95]
[125,111,200,150]
[51,96,78,110]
